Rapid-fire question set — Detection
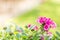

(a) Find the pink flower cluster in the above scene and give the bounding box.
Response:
[37,17,56,31]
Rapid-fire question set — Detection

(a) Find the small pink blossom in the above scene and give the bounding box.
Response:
[51,21,56,29]
[45,18,52,25]
[44,24,50,31]
[37,17,47,24]
[47,32,53,36]
[27,24,31,28]
[40,35,44,40]
[33,26,38,31]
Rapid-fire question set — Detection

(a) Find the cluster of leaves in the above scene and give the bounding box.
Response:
[52,31,60,40]
[0,23,40,40]
[0,23,59,40]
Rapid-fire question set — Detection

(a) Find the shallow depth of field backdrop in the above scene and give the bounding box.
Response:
[14,0,60,35]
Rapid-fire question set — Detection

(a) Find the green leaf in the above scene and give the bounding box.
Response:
[21,33,28,39]
[16,33,20,38]
[56,37,59,40]
[32,33,39,40]
[56,31,60,37]
[53,34,60,40]
[16,33,21,40]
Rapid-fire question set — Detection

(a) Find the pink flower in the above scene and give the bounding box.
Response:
[44,24,50,31]
[45,18,52,25]
[37,17,47,24]
[37,17,56,30]
[27,24,31,28]
[51,21,56,29]
[40,35,44,40]
[47,32,52,36]
[33,26,38,31]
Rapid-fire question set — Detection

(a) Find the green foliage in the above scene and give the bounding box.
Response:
[0,24,57,40]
